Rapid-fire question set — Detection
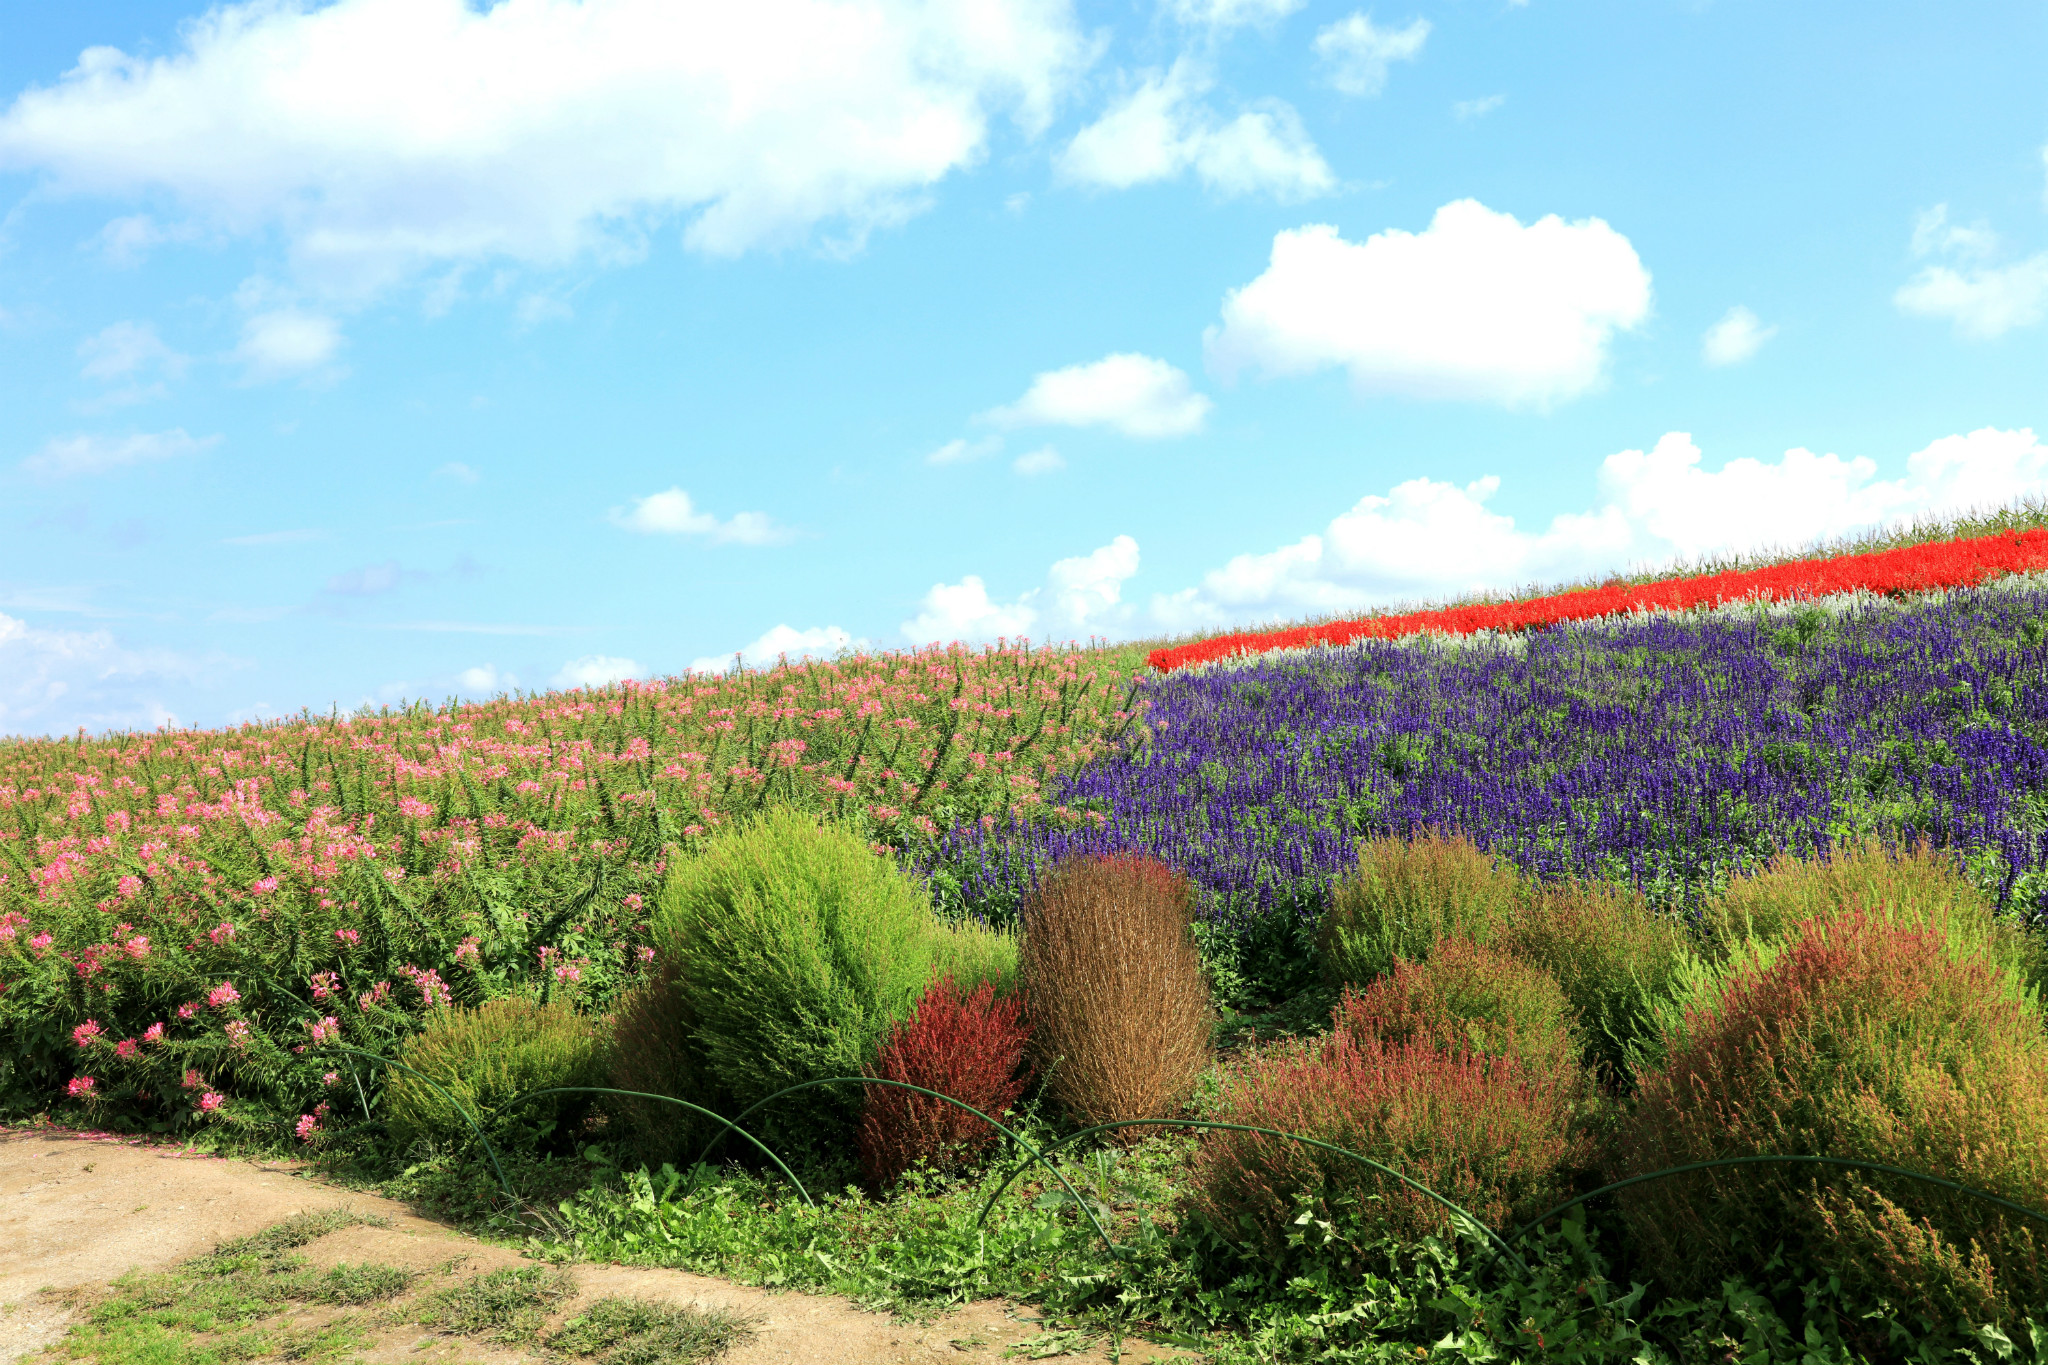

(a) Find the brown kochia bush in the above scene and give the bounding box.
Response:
[1020,854,1213,1128]
[1502,878,1694,1087]
[606,953,722,1166]
[857,977,1032,1190]
[1620,909,2048,1326]
[1188,1029,1584,1262]
[1317,830,1525,987]
[1335,935,1579,1079]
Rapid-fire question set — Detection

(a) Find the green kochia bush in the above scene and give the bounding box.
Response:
[1317,830,1525,987]
[1620,909,2048,1333]
[385,996,607,1153]
[646,809,951,1157]
[1335,935,1580,1079]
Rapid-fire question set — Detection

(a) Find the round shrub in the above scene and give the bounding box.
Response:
[651,809,942,1156]
[1620,910,2048,1328]
[384,996,606,1152]
[857,976,1032,1190]
[1502,878,1695,1088]
[1187,1030,1583,1272]
[1317,830,1525,987]
[1021,854,1213,1129]
[1704,838,2048,1001]
[605,953,719,1166]
[1335,935,1579,1078]
[930,917,1020,998]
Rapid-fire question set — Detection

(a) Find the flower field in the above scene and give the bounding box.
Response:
[1148,524,2048,672]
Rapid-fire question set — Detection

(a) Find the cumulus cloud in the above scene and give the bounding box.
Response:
[552,654,642,688]
[901,535,1140,644]
[688,623,864,674]
[0,611,219,735]
[1149,427,2048,629]
[926,436,1002,466]
[1312,13,1429,97]
[983,352,1212,438]
[22,428,218,477]
[1205,200,1652,407]
[1014,446,1066,475]
[1164,0,1304,30]
[456,664,516,694]
[1701,305,1775,367]
[0,0,1088,294]
[1893,202,2048,340]
[611,487,794,545]
[235,309,342,380]
[1453,94,1505,121]
[435,461,481,484]
[1056,60,1332,200]
[78,320,186,384]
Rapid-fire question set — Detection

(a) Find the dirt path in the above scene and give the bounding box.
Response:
[0,1130,1194,1364]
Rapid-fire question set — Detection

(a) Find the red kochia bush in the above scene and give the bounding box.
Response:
[857,977,1031,1190]
[1188,1030,1582,1264]
[1621,910,2048,1326]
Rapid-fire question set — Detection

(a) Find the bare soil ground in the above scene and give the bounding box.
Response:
[0,1130,1193,1365]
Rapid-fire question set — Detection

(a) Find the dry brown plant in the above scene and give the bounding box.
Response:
[1021,854,1214,1128]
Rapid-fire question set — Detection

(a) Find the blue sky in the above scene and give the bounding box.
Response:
[2,0,2045,736]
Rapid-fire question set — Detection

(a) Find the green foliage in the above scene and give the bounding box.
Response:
[544,1295,756,1364]
[928,916,1020,997]
[1503,878,1697,1087]
[1316,830,1526,987]
[1334,935,1581,1078]
[1622,909,2048,1331]
[649,809,945,1157]
[419,1264,578,1343]
[384,995,608,1153]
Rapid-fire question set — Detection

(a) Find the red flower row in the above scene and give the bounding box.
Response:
[1148,527,2048,672]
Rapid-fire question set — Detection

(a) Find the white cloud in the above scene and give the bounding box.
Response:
[1312,13,1429,97]
[688,623,863,674]
[22,428,218,477]
[1014,446,1066,475]
[456,664,516,694]
[0,611,217,736]
[552,654,642,689]
[1896,257,2048,340]
[1910,204,1998,261]
[237,309,342,379]
[78,320,186,382]
[984,352,1212,438]
[1056,60,1333,200]
[611,487,794,545]
[0,0,1089,294]
[926,436,1002,466]
[435,461,482,484]
[1205,200,1653,407]
[1149,427,2048,628]
[1701,305,1776,367]
[1453,94,1505,121]
[900,535,1140,644]
[1164,0,1304,30]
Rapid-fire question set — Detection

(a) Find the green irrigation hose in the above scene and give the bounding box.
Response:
[491,1087,815,1209]
[327,1045,514,1205]
[1478,1153,2048,1282]
[972,1117,1528,1279]
[690,1075,1119,1261]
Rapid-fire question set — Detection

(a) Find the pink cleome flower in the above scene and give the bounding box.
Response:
[553,963,582,983]
[125,935,150,959]
[116,875,142,901]
[306,1016,341,1044]
[622,893,644,912]
[114,1039,141,1060]
[224,1020,251,1050]
[182,1069,205,1090]
[321,1071,340,1087]
[453,936,481,966]
[198,1091,225,1113]
[294,1113,321,1142]
[177,1003,199,1020]
[29,932,53,953]
[636,946,656,965]
[67,1076,96,1099]
[142,1022,166,1045]
[252,876,278,895]
[398,796,435,820]
[209,922,236,945]
[71,1020,103,1049]
[207,981,241,1009]
[334,928,361,947]
[310,971,339,1001]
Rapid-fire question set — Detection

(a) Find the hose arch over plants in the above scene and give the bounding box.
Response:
[1477,1153,2048,1282]
[972,1116,1529,1278]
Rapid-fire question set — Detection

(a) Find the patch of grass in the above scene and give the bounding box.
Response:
[544,1295,756,1363]
[418,1263,578,1343]
[187,1207,385,1275]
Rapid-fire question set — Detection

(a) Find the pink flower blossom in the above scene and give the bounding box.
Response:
[182,1069,205,1090]
[28,933,52,953]
[0,912,28,941]
[310,971,339,1001]
[398,796,434,819]
[334,929,360,947]
[124,935,150,959]
[67,1076,96,1099]
[177,1003,198,1020]
[636,946,656,965]
[306,1016,341,1044]
[224,1020,251,1049]
[294,1112,321,1142]
[553,963,582,983]
[321,1071,340,1087]
[207,981,240,1009]
[142,1023,166,1044]
[453,936,481,965]
[252,876,278,894]
[622,893,644,912]
[114,1039,141,1060]
[357,981,391,1012]
[198,1091,225,1113]
[116,875,142,901]
[72,1020,103,1048]
[209,922,236,945]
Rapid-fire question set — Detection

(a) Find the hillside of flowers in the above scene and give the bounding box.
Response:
[1149,523,2048,672]
[936,583,2048,972]
[0,642,1148,1128]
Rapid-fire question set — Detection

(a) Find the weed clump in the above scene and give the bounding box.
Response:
[1318,831,1524,987]
[857,977,1032,1190]
[421,1264,578,1344]
[1621,910,2048,1328]
[384,996,607,1153]
[1021,854,1213,1128]
[546,1295,756,1363]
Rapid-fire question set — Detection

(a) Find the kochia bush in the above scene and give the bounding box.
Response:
[1316,832,1525,988]
[1334,935,1579,1079]
[857,977,1032,1190]
[384,996,607,1153]
[1621,910,2048,1328]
